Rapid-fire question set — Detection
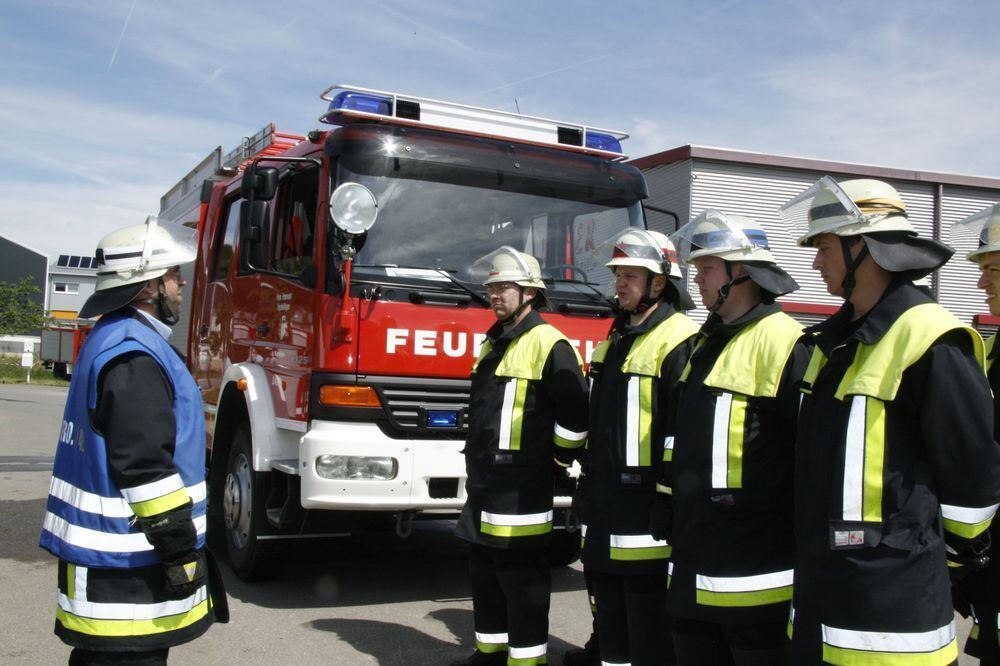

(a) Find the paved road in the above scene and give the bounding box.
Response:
[0,383,592,665]
[0,383,975,664]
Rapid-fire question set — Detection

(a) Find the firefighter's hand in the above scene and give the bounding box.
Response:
[162,549,207,600]
[648,495,673,542]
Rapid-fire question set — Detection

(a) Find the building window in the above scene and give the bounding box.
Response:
[53,282,79,294]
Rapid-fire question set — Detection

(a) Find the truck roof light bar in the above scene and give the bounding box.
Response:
[318,84,629,160]
[221,123,306,172]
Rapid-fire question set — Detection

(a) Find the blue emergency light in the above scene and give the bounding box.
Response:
[327,91,393,116]
[426,410,459,428]
[585,131,623,154]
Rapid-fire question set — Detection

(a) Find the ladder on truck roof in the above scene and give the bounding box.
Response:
[318,83,630,160]
[221,122,305,172]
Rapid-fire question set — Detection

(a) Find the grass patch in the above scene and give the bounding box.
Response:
[0,355,70,386]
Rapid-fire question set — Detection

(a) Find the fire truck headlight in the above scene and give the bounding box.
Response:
[315,455,398,481]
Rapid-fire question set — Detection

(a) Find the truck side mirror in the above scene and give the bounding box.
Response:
[239,200,271,271]
[240,165,279,201]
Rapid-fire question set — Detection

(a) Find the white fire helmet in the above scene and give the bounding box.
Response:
[951,203,1000,262]
[671,209,777,264]
[476,247,547,290]
[605,229,683,279]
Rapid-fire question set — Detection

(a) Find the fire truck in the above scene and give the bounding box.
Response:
[160,85,652,580]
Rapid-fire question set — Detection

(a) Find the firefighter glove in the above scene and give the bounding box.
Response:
[163,549,207,600]
[138,500,198,562]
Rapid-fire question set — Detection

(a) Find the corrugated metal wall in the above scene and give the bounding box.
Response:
[642,160,692,236]
[938,186,1000,324]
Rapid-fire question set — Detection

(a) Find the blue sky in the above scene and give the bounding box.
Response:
[2,0,998,259]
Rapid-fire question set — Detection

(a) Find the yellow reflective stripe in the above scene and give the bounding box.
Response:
[801,348,828,394]
[655,483,673,495]
[862,398,885,523]
[662,435,674,462]
[843,396,885,523]
[695,569,793,607]
[55,599,211,637]
[510,379,528,451]
[727,395,747,489]
[942,503,998,539]
[821,640,957,665]
[67,563,75,600]
[130,487,191,518]
[553,423,587,449]
[971,621,980,641]
[481,510,552,538]
[609,533,671,561]
[481,522,552,538]
[639,376,653,466]
[787,605,795,639]
[475,631,509,653]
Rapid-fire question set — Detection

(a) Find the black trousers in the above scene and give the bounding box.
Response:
[69,648,168,665]
[590,570,673,666]
[671,617,787,666]
[469,543,550,656]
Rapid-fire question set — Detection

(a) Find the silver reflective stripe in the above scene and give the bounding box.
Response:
[601,660,631,666]
[610,534,668,549]
[509,643,547,659]
[75,565,89,602]
[711,393,733,488]
[498,380,517,451]
[663,436,674,451]
[476,631,509,644]
[58,586,208,620]
[941,503,999,525]
[696,568,793,593]
[481,510,553,527]
[625,376,641,466]
[120,474,184,504]
[50,478,207,518]
[42,512,207,553]
[842,395,867,521]
[554,423,587,442]
[822,620,955,653]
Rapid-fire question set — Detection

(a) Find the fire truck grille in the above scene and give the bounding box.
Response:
[376,382,471,436]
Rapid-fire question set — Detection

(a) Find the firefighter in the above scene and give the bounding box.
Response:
[572,229,698,666]
[452,247,589,666]
[661,211,809,665]
[39,217,226,665]
[781,177,1000,665]
[951,202,1000,665]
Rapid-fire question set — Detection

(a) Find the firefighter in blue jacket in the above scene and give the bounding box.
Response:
[781,177,1000,665]
[453,247,589,666]
[951,203,1000,665]
[39,216,225,665]
[664,211,810,665]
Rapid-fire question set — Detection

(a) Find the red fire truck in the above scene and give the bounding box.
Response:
[161,85,652,580]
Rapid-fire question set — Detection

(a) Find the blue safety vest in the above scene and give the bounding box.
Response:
[39,312,206,569]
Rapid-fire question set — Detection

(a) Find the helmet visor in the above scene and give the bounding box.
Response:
[596,228,669,266]
[950,203,1000,248]
[141,216,198,271]
[779,176,865,244]
[670,209,762,262]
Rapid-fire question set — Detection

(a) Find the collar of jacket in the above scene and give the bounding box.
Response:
[486,309,546,345]
[700,300,782,342]
[809,277,932,355]
[610,302,678,343]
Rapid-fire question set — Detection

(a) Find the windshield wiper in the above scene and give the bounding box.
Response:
[355,264,490,307]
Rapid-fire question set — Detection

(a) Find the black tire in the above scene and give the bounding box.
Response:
[545,528,582,567]
[221,423,281,580]
[52,362,69,379]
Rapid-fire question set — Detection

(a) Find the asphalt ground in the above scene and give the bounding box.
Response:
[0,383,975,664]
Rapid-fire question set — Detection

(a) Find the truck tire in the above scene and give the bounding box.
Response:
[222,424,281,580]
[53,362,69,379]
[545,528,582,567]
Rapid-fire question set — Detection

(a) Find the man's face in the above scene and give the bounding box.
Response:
[613,266,652,312]
[977,253,1000,316]
[486,281,525,321]
[811,233,850,297]
[159,265,187,317]
[692,256,730,309]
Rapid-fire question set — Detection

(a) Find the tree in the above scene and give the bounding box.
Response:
[0,277,47,336]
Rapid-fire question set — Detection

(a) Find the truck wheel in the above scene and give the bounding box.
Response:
[545,529,582,567]
[222,424,281,580]
[53,362,69,379]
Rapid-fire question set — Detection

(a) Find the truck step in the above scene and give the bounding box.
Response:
[270,459,299,475]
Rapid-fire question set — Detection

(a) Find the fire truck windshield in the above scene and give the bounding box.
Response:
[336,164,644,297]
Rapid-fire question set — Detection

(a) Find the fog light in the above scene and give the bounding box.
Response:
[315,455,398,480]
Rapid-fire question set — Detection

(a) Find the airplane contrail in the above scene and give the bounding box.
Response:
[108,0,138,70]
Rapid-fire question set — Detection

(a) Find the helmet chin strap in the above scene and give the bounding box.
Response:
[839,237,869,301]
[626,272,661,316]
[137,279,179,326]
[499,287,532,326]
[708,262,750,313]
